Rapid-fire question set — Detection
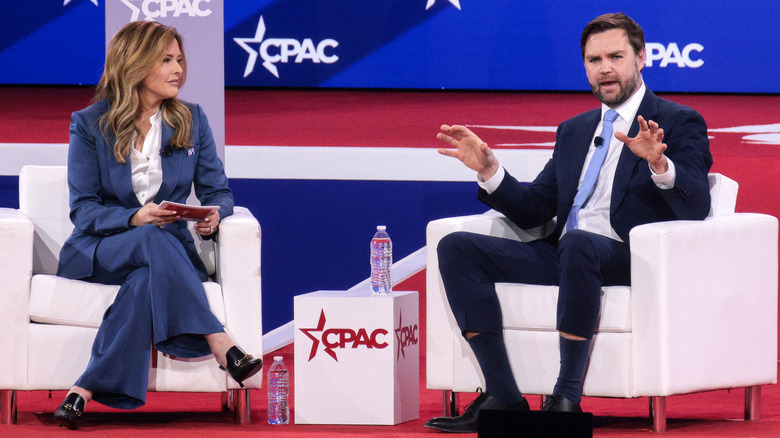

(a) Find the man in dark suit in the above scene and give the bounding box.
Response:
[425,12,712,433]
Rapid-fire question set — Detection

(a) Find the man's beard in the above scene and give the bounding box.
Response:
[591,71,642,107]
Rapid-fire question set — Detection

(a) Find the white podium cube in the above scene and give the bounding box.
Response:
[294,290,419,425]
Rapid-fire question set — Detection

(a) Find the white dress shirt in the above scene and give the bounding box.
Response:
[479,82,676,242]
[130,108,164,206]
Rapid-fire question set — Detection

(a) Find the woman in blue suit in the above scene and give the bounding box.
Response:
[52,21,262,430]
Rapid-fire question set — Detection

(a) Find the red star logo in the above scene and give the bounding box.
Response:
[299,309,337,362]
[395,311,405,361]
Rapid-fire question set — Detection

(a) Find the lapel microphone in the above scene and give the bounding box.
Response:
[160,144,173,157]
[594,136,604,147]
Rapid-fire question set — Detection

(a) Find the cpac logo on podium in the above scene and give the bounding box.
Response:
[395,311,419,362]
[121,0,212,21]
[300,310,388,362]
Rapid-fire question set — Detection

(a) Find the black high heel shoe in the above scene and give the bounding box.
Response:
[220,346,263,387]
[53,392,85,430]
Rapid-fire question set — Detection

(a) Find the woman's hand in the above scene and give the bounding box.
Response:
[194,209,220,237]
[130,203,180,228]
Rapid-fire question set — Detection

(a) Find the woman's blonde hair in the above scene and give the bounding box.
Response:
[95,21,193,163]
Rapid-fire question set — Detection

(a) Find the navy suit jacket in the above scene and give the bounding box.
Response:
[57,99,234,280]
[479,89,713,243]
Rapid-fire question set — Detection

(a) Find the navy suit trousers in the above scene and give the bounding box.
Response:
[438,229,631,340]
[74,225,224,409]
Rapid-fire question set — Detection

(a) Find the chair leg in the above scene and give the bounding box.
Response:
[0,390,17,425]
[442,390,459,417]
[233,389,251,425]
[221,391,234,412]
[649,396,667,433]
[540,394,549,410]
[745,386,761,421]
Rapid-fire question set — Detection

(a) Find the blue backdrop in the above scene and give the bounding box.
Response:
[1,0,778,93]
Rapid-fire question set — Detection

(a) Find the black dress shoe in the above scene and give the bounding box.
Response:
[220,346,263,387]
[53,393,86,430]
[424,390,530,433]
[542,394,582,412]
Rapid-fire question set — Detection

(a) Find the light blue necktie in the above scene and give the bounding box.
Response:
[566,109,619,231]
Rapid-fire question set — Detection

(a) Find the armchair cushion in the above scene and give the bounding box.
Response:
[496,284,632,333]
[28,275,226,328]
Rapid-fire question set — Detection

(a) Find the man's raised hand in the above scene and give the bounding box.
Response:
[437,124,500,180]
[615,115,669,174]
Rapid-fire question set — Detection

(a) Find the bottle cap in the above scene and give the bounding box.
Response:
[377,225,386,230]
[274,356,283,361]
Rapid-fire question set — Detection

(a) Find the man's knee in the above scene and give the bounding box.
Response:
[558,230,599,263]
[437,231,476,267]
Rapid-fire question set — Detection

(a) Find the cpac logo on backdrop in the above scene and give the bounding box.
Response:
[299,310,388,362]
[395,311,419,361]
[645,42,704,68]
[234,16,339,79]
[121,0,212,22]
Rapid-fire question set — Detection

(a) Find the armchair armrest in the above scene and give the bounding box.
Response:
[425,211,553,389]
[0,208,35,388]
[215,207,262,365]
[630,213,778,396]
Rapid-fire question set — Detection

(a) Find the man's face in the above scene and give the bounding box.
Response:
[583,28,645,107]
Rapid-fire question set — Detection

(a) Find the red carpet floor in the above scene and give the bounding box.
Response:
[3,341,780,437]
[1,87,779,436]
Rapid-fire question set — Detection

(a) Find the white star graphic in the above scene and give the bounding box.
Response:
[426,0,461,10]
[63,0,99,6]
[120,0,144,21]
[233,16,279,78]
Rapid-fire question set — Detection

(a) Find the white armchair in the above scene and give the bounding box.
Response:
[426,173,778,432]
[0,165,263,425]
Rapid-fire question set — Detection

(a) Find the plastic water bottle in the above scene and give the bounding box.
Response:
[267,356,289,425]
[371,225,392,295]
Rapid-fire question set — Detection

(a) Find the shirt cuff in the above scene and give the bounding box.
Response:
[477,166,505,194]
[650,156,676,189]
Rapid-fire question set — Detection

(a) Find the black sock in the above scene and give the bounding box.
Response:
[552,336,591,404]
[466,333,524,404]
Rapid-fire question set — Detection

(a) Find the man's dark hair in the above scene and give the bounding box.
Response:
[580,12,645,59]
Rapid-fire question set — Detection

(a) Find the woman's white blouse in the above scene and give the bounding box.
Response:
[130,108,164,205]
